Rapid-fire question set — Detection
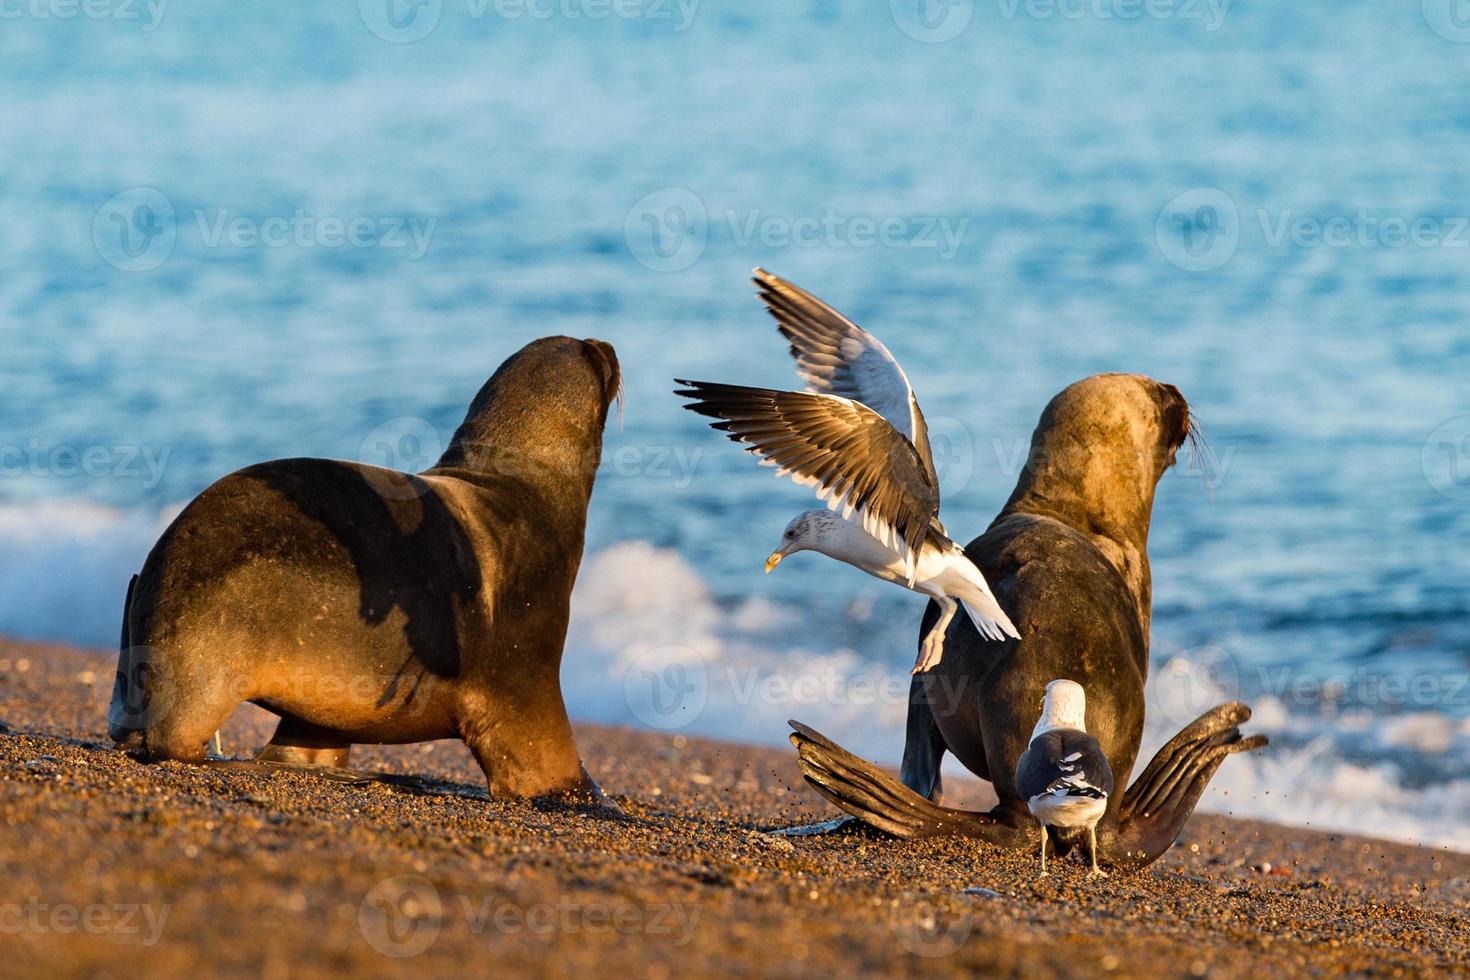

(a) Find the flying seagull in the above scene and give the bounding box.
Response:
[673,268,1019,673]
[1015,679,1114,878]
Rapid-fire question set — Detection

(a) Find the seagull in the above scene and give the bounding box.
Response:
[1015,679,1115,878]
[673,268,1019,674]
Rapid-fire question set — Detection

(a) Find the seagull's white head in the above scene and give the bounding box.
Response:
[765,510,838,573]
[1033,679,1088,739]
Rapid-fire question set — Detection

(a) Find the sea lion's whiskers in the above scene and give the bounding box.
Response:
[1184,410,1219,502]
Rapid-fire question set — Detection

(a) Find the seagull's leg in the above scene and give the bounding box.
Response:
[1087,824,1108,878]
[1038,821,1049,878]
[913,596,958,674]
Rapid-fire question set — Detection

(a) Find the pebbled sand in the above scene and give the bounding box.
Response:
[1,638,1466,979]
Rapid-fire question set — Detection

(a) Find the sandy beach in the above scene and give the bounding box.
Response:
[2,637,1465,978]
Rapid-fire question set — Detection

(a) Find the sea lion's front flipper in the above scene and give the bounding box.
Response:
[1103,703,1267,869]
[788,721,1028,846]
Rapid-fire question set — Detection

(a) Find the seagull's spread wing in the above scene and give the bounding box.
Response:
[1016,730,1115,803]
[674,379,941,560]
[752,268,938,490]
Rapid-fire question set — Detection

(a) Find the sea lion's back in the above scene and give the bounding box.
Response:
[970,512,1148,682]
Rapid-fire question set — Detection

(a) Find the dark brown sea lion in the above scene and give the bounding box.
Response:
[787,373,1265,868]
[108,335,621,801]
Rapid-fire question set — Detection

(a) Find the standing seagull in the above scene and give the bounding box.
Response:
[1015,679,1115,877]
[674,269,1019,673]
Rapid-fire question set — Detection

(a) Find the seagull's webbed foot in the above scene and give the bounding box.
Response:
[788,720,1030,846]
[1100,702,1267,870]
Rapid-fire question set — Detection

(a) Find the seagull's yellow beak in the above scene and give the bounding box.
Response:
[764,550,785,574]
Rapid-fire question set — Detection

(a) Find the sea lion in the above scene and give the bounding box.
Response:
[787,373,1265,868]
[108,335,621,801]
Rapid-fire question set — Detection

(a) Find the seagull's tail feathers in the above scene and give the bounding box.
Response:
[956,586,1020,643]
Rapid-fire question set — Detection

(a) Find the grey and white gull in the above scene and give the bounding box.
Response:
[675,269,1019,673]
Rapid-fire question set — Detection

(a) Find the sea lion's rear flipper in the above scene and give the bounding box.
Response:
[1103,702,1267,869]
[788,721,1027,845]
[256,716,353,769]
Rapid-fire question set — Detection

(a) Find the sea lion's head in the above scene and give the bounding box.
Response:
[436,336,622,488]
[999,373,1192,622]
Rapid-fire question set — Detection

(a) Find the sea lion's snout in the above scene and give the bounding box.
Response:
[1155,380,1192,465]
[582,337,622,408]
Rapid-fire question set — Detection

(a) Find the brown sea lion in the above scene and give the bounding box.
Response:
[109,335,621,801]
[787,373,1265,868]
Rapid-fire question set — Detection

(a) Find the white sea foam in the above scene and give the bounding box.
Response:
[1144,657,1470,852]
[0,500,176,648]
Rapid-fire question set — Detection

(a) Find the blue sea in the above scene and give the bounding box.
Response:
[2,1,1468,849]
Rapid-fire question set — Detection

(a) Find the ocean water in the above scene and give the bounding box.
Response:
[2,1,1469,850]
